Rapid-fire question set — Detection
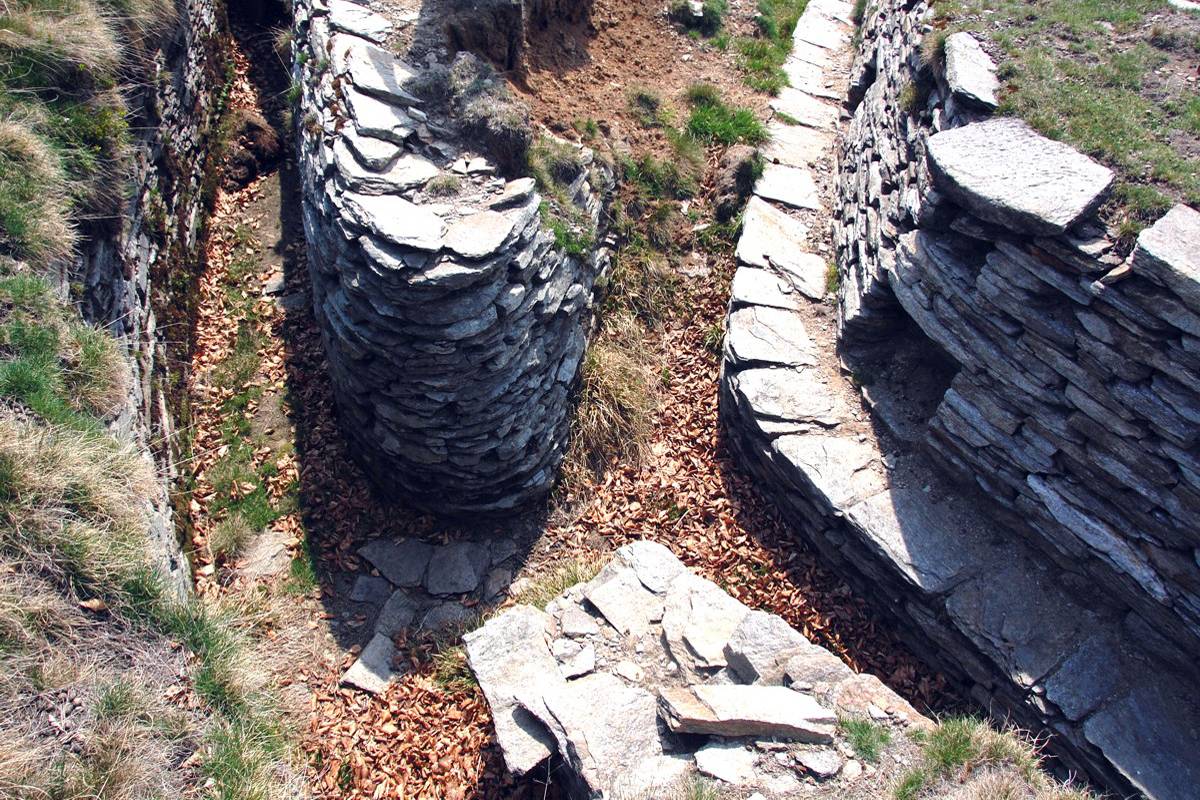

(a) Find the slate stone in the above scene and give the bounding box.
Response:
[444,210,517,259]
[489,177,537,209]
[328,0,393,43]
[769,87,840,130]
[725,610,811,684]
[332,35,420,104]
[584,567,664,635]
[943,32,999,110]
[731,367,841,427]
[375,589,421,636]
[349,574,392,604]
[659,685,836,740]
[927,118,1115,236]
[730,267,802,310]
[791,10,849,50]
[771,434,884,508]
[342,192,446,250]
[559,604,601,637]
[424,541,490,595]
[695,743,758,785]
[736,198,827,299]
[754,163,822,210]
[340,633,400,694]
[661,572,750,672]
[1130,204,1200,312]
[344,88,414,143]
[726,305,819,367]
[334,141,438,193]
[343,127,400,171]
[359,538,433,587]
[420,601,476,630]
[463,606,561,775]
[613,540,688,594]
[762,121,836,168]
[795,749,842,778]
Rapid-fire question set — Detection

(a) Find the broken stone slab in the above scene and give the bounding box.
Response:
[729,367,842,428]
[341,632,400,694]
[662,572,750,673]
[328,0,393,43]
[463,606,562,775]
[343,127,400,171]
[943,32,999,110]
[375,588,421,636]
[424,540,490,595]
[344,88,415,143]
[559,605,600,637]
[769,88,839,131]
[695,742,758,785]
[754,163,822,211]
[725,609,811,684]
[792,10,850,50]
[444,210,517,259]
[659,684,837,741]
[927,118,1115,236]
[796,749,842,779]
[1130,204,1200,313]
[726,305,819,368]
[730,267,802,311]
[358,538,433,587]
[584,567,664,635]
[342,192,446,251]
[489,177,537,209]
[552,638,596,678]
[736,198,827,299]
[522,673,665,799]
[771,434,884,509]
[331,35,421,105]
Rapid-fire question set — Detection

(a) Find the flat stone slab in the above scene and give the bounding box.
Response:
[463,606,562,775]
[349,574,392,604]
[444,210,517,259]
[345,88,414,143]
[659,685,837,741]
[343,127,400,171]
[612,539,688,593]
[730,366,841,427]
[927,118,1115,236]
[359,538,433,587]
[725,609,811,684]
[334,141,438,193]
[341,632,400,694]
[754,163,822,210]
[737,198,828,300]
[584,567,664,635]
[944,32,999,110]
[1130,204,1200,312]
[488,177,537,209]
[424,540,490,595]
[695,743,758,785]
[726,305,819,367]
[662,572,750,672]
[769,88,840,130]
[792,11,850,50]
[342,192,446,251]
[772,434,884,509]
[328,0,393,43]
[731,267,802,310]
[763,122,836,167]
[331,35,420,105]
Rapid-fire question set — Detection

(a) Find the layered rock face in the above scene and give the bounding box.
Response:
[719,0,1200,797]
[467,542,930,799]
[291,1,612,514]
[76,0,227,596]
[836,0,1200,672]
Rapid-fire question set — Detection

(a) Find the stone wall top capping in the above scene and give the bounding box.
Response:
[1130,203,1200,311]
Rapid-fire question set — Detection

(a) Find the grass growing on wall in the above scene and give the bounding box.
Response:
[925,0,1200,237]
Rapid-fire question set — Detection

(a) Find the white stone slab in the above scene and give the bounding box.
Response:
[770,87,839,130]
[754,163,822,210]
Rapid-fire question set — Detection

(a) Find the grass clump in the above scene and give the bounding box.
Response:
[825,261,839,295]
[513,557,603,609]
[894,717,1097,800]
[734,0,809,94]
[686,86,768,145]
[841,717,891,762]
[628,86,672,128]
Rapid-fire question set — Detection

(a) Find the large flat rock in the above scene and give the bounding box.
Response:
[763,121,836,168]
[769,87,840,130]
[726,305,819,367]
[754,163,822,210]
[736,197,828,299]
[659,684,837,740]
[1130,204,1200,312]
[943,32,999,110]
[927,118,1114,236]
[328,0,393,43]
[342,192,446,251]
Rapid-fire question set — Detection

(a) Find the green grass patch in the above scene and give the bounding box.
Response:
[687,99,768,145]
[670,0,728,36]
[734,0,809,94]
[841,717,891,762]
[628,86,672,128]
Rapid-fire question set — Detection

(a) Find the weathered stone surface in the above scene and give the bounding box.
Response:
[1130,204,1200,311]
[359,538,433,587]
[695,743,758,785]
[730,367,841,427]
[349,574,392,604]
[584,567,663,635]
[659,685,836,740]
[331,36,420,104]
[763,122,836,168]
[613,539,687,593]
[424,541,489,595]
[770,87,840,130]
[375,589,421,636]
[488,177,537,209]
[341,633,399,694]
[726,305,819,367]
[755,163,822,210]
[328,0,392,42]
[796,749,842,778]
[463,606,560,775]
[730,267,802,310]
[341,192,446,250]
[943,32,999,110]
[344,88,414,143]
[444,209,517,259]
[725,610,811,684]
[736,199,827,299]
[927,119,1115,235]
[662,573,750,672]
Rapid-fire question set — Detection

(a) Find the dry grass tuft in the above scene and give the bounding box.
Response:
[512,556,603,610]
[560,312,658,489]
[0,119,75,266]
[0,0,122,87]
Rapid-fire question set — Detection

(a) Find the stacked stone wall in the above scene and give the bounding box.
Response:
[834,0,1200,668]
[291,0,613,514]
[77,0,228,595]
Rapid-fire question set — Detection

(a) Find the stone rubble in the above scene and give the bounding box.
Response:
[291,0,613,515]
[721,0,1200,798]
[466,542,926,799]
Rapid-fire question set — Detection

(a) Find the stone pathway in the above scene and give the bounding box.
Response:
[719,3,1200,799]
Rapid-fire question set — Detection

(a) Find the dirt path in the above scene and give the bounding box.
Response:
[181,7,949,800]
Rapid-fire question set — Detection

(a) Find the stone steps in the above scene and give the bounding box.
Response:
[720,1,1200,798]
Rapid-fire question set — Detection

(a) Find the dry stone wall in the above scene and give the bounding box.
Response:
[291,0,612,515]
[835,0,1200,674]
[719,0,1200,797]
[76,0,227,596]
